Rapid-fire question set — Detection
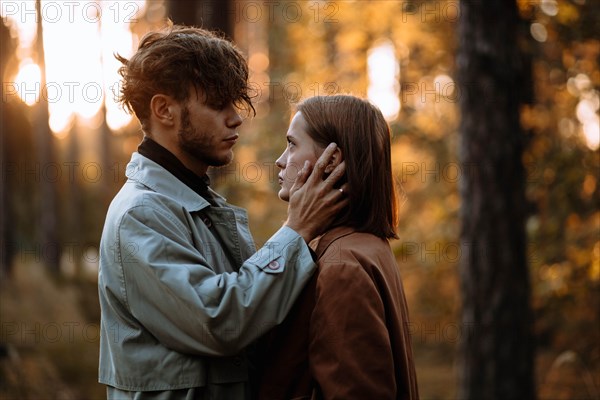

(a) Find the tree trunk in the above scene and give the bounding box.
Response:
[66,122,83,278]
[167,0,233,189]
[167,0,232,38]
[457,1,534,399]
[35,0,61,273]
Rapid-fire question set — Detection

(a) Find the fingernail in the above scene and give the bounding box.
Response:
[328,143,337,150]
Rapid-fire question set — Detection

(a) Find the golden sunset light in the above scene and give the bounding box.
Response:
[1,1,598,398]
[1,1,144,135]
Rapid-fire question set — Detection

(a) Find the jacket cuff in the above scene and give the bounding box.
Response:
[247,226,313,274]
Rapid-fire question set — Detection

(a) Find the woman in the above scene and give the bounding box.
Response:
[253,95,419,400]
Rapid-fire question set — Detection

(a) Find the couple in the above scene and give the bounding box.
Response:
[98,25,418,400]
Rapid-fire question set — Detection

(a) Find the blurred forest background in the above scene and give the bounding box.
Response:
[1,0,598,399]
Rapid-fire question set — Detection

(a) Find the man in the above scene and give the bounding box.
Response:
[98,25,347,399]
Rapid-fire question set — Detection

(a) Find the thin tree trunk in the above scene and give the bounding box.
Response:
[0,130,11,278]
[66,122,83,278]
[35,0,61,273]
[457,1,534,399]
[167,0,232,38]
[167,0,233,188]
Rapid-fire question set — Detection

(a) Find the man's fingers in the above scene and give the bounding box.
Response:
[308,143,338,183]
[330,183,349,205]
[323,160,346,188]
[331,196,350,214]
[289,160,311,195]
[338,182,350,195]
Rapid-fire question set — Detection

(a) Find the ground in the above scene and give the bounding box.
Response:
[1,262,598,399]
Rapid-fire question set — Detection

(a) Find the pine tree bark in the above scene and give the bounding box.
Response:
[456,1,534,399]
[167,0,232,38]
[167,0,233,189]
[35,0,61,273]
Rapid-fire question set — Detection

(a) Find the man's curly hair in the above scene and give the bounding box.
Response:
[115,24,255,130]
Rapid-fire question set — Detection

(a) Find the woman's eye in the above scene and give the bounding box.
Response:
[287,139,295,148]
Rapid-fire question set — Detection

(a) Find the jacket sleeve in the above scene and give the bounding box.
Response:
[309,258,397,400]
[103,202,315,357]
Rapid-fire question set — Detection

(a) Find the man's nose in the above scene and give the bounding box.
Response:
[227,112,243,129]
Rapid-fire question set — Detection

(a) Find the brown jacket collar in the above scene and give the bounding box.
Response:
[310,226,356,259]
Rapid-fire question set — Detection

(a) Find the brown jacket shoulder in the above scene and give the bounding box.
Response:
[309,227,419,400]
[254,227,419,400]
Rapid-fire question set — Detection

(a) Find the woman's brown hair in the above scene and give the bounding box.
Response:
[116,24,255,130]
[296,95,399,240]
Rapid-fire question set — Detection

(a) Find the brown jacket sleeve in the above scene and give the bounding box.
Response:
[309,258,397,400]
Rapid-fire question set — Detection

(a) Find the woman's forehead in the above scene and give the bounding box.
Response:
[287,112,308,135]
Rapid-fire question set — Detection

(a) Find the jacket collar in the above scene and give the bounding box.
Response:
[311,226,356,259]
[126,152,217,212]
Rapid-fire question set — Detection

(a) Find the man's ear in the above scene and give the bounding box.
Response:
[149,94,177,128]
[324,147,343,174]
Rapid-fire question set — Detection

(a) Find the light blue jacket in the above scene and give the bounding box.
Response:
[98,152,316,398]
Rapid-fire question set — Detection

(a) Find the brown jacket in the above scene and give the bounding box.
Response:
[254,226,419,400]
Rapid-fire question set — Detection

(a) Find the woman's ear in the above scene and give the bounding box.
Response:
[324,147,343,174]
[150,94,177,128]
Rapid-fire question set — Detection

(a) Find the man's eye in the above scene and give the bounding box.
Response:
[287,139,295,147]
[210,101,226,110]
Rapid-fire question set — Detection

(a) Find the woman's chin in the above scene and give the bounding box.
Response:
[278,189,290,202]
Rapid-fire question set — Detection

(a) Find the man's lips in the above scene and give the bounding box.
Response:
[224,134,239,142]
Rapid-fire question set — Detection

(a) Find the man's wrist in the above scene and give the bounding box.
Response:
[283,221,313,243]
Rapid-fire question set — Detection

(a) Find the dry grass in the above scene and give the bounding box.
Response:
[0,261,104,399]
[1,261,597,399]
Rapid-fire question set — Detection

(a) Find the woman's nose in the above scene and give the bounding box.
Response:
[275,151,286,169]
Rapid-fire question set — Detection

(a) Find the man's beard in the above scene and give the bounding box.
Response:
[177,106,232,168]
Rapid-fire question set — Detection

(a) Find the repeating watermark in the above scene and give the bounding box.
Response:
[225,1,339,24]
[400,241,480,264]
[1,159,334,185]
[319,239,538,267]
[1,159,545,187]
[1,238,307,268]
[401,81,499,105]
[399,162,478,184]
[3,81,107,106]
[2,234,548,285]
[1,1,566,29]
[2,161,124,184]
[3,79,508,107]
[1,241,98,264]
[2,79,343,105]
[250,81,341,103]
[0,1,341,25]
[399,161,541,185]
[398,241,540,265]
[408,322,478,344]
[400,1,559,24]
[1,1,140,24]
[1,321,100,344]
[401,1,460,23]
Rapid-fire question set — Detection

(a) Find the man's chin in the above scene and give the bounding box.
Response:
[209,153,234,168]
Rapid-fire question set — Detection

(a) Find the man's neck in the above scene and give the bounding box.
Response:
[137,137,219,206]
[142,132,208,176]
